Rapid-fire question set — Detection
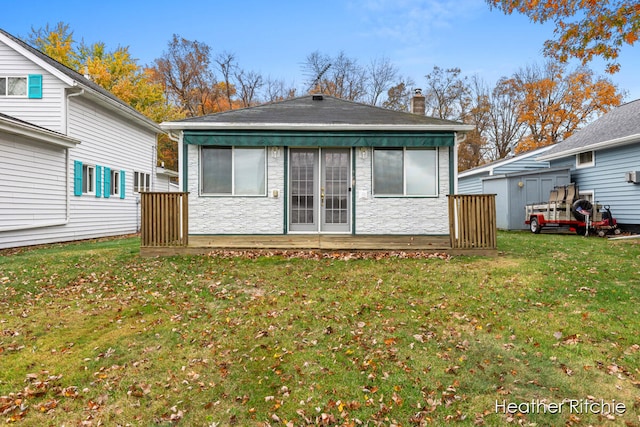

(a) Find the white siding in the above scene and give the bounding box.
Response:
[0,96,157,249]
[188,144,285,234]
[0,135,67,236]
[0,36,160,249]
[0,41,66,133]
[65,96,156,240]
[354,147,450,235]
[155,174,180,192]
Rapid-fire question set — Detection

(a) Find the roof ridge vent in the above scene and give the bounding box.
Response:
[312,95,324,101]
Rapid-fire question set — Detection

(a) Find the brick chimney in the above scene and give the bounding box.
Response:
[410,88,425,116]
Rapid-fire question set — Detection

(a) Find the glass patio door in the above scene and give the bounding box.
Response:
[289,148,351,233]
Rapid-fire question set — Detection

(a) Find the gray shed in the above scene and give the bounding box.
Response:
[481,167,571,230]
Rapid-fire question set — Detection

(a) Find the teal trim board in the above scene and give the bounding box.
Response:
[184,130,455,148]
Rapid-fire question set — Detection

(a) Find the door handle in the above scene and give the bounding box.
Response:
[321,187,325,206]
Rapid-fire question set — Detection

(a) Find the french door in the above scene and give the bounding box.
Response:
[289,148,351,232]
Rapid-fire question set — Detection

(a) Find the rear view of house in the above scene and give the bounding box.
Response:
[161,93,474,239]
[0,28,162,249]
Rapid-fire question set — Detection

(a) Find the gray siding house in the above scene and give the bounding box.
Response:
[458,146,552,194]
[161,94,473,237]
[537,99,640,232]
[481,167,570,230]
[0,28,162,249]
[457,146,561,230]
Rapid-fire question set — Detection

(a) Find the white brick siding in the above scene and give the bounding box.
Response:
[188,145,285,234]
[188,146,451,235]
[354,147,450,235]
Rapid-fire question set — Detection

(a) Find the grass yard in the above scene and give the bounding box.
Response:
[0,232,639,426]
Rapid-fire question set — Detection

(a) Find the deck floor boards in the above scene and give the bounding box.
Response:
[141,234,497,257]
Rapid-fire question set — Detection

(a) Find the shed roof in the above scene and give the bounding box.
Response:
[458,145,552,178]
[539,99,640,161]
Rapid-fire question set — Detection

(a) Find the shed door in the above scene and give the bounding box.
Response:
[289,148,351,233]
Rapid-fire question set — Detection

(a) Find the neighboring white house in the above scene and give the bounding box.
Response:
[155,165,180,192]
[0,28,163,249]
[161,94,473,237]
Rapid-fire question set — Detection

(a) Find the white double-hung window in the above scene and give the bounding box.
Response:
[373,148,438,196]
[201,147,266,196]
[0,75,42,98]
[82,164,95,195]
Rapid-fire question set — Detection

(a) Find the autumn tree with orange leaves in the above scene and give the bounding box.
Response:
[487,0,640,73]
[28,23,183,169]
[510,62,623,153]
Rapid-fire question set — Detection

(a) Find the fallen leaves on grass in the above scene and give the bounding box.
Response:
[206,249,451,261]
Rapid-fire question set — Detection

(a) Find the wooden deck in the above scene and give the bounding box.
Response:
[141,234,497,257]
[139,193,498,257]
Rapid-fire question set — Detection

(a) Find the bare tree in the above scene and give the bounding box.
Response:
[423,66,470,121]
[331,51,367,101]
[215,51,237,110]
[303,51,333,94]
[263,77,297,103]
[366,56,398,106]
[151,34,217,116]
[303,51,367,101]
[485,77,526,160]
[235,69,263,107]
[458,76,491,170]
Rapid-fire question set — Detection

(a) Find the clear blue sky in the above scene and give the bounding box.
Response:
[3,0,639,102]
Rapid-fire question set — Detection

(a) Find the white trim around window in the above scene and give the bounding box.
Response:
[578,190,594,202]
[576,151,595,169]
[200,146,267,196]
[134,171,151,192]
[111,170,120,196]
[372,147,439,197]
[0,76,27,97]
[82,164,95,195]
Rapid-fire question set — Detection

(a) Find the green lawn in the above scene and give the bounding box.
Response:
[0,232,639,426]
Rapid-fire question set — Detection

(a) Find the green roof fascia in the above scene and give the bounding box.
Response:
[183,130,455,147]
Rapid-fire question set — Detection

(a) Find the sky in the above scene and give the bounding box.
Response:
[3,0,639,102]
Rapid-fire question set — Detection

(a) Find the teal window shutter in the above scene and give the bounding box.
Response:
[74,160,83,196]
[104,167,111,198]
[120,170,126,199]
[28,74,43,99]
[96,165,102,197]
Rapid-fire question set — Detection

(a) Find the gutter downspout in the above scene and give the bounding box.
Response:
[64,88,85,225]
[449,132,468,241]
[64,88,84,134]
[167,130,183,191]
[453,132,467,195]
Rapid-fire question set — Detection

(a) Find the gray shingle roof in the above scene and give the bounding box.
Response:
[542,99,640,158]
[170,95,467,127]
